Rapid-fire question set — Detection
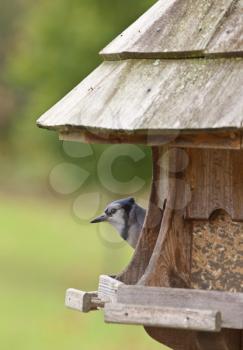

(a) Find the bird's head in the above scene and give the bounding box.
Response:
[90,197,135,231]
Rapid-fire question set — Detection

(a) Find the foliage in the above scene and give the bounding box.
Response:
[1,0,155,192]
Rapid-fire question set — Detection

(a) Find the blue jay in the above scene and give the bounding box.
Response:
[90,197,146,248]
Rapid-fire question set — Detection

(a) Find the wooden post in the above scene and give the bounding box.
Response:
[117,147,164,284]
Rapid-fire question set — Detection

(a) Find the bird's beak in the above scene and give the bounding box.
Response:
[90,214,107,223]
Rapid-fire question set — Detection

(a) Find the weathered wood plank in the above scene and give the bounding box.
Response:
[37,59,243,134]
[59,129,242,149]
[186,149,243,221]
[104,303,221,332]
[206,0,243,56]
[59,130,179,146]
[98,275,123,303]
[171,131,242,150]
[117,286,243,329]
[65,289,101,312]
[100,0,236,59]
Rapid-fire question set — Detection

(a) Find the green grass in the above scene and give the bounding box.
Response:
[0,195,169,350]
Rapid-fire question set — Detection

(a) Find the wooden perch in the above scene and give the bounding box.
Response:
[104,303,222,332]
[65,275,122,314]
[65,289,104,313]
[117,286,243,330]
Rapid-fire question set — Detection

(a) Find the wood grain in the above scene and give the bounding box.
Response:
[98,275,123,303]
[37,58,243,134]
[117,285,243,329]
[65,289,99,312]
[206,0,243,56]
[100,0,237,59]
[59,129,242,149]
[186,149,243,220]
[104,303,221,332]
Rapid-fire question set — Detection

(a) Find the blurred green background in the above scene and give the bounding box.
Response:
[0,0,169,349]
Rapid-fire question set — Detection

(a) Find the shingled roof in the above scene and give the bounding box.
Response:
[37,0,243,143]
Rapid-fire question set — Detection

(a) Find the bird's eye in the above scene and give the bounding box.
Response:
[111,209,117,215]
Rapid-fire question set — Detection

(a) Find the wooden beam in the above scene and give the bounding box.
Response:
[172,131,241,150]
[117,285,243,330]
[59,130,242,149]
[65,289,103,312]
[59,130,178,146]
[104,303,221,332]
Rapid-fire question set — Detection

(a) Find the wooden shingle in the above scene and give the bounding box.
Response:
[206,0,243,56]
[100,0,242,59]
[37,58,243,134]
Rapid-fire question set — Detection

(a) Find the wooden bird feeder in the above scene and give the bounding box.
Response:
[37,0,243,348]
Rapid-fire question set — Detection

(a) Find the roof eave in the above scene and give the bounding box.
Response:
[37,122,243,149]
